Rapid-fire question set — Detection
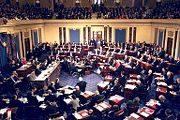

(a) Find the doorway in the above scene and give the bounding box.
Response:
[166,37,173,56]
[24,38,30,56]
[93,31,102,40]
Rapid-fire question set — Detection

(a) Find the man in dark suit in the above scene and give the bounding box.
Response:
[35,63,42,76]
[133,61,142,74]
[76,79,87,92]
[73,86,81,98]
[27,91,39,106]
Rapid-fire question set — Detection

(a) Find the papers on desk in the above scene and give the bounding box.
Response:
[100,102,109,109]
[73,112,83,119]
[97,81,109,88]
[131,113,140,119]
[157,82,167,86]
[18,97,28,104]
[64,98,72,104]
[36,95,45,102]
[35,62,60,81]
[153,73,163,76]
[0,108,8,115]
[109,95,124,101]
[95,105,104,111]
[81,112,88,117]
[39,104,47,109]
[17,64,31,71]
[141,112,149,117]
[125,84,136,90]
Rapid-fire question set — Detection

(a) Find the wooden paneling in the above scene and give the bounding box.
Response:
[122,0,133,7]
[104,0,114,7]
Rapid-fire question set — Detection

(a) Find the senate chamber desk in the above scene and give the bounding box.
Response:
[30,61,60,89]
[16,62,33,77]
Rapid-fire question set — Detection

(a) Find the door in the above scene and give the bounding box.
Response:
[166,37,173,55]
[24,38,30,56]
[93,31,102,40]
[70,29,80,44]
[115,29,126,43]
[158,31,163,47]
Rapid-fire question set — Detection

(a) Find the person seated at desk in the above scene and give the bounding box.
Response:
[88,91,105,108]
[133,61,142,74]
[10,59,19,71]
[35,63,42,76]
[147,55,154,64]
[152,57,159,67]
[41,59,48,70]
[165,71,174,85]
[76,78,87,92]
[126,97,140,114]
[107,78,120,96]
[27,71,36,82]
[73,86,81,98]
[108,105,119,119]
[44,101,58,115]
[156,95,172,118]
[157,59,166,72]
[57,90,68,114]
[144,69,153,87]
[128,57,135,68]
[158,48,165,58]
[31,59,37,69]
[136,51,141,59]
[69,94,80,111]
[87,109,98,120]
[119,71,127,87]
[169,78,180,103]
[47,55,52,64]
[9,95,23,108]
[109,61,123,77]
[38,86,49,97]
[27,91,39,106]
[21,57,27,65]
[164,109,176,120]
[9,71,21,85]
[123,55,129,63]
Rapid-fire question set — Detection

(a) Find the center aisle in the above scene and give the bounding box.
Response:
[59,71,102,92]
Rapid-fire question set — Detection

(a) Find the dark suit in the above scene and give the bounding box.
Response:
[35,69,41,76]
[134,64,142,74]
[76,81,87,92]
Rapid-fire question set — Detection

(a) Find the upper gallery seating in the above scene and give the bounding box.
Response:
[0,1,179,20]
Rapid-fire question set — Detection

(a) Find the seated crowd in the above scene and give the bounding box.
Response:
[0,2,53,20]
[98,1,180,19]
[0,1,180,20]
[0,39,179,119]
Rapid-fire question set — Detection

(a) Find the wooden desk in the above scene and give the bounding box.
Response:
[156,86,167,96]
[130,74,138,79]
[73,110,90,120]
[114,53,124,60]
[124,84,137,98]
[104,75,113,82]
[97,81,109,92]
[16,63,33,77]
[137,106,155,119]
[146,99,161,110]
[109,95,124,105]
[94,102,112,112]
[81,91,95,99]
[126,113,145,120]
[31,62,60,89]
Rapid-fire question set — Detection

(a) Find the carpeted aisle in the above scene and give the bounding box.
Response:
[59,72,102,92]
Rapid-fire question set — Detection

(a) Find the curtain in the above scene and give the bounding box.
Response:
[0,33,8,69]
